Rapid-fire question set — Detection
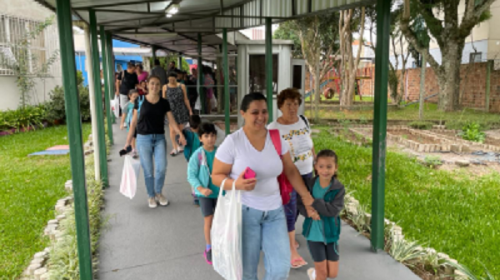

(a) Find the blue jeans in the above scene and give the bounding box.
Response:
[136,134,167,198]
[242,205,290,280]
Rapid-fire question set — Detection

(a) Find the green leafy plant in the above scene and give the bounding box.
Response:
[387,233,426,266]
[423,156,442,168]
[444,260,497,280]
[460,122,486,143]
[0,105,47,131]
[408,121,433,130]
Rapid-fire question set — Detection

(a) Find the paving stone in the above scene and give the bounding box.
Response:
[455,160,470,167]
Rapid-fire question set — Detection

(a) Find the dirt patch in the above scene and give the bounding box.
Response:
[388,130,442,145]
[438,162,500,177]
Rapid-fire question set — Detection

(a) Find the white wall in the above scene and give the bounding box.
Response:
[1,76,60,110]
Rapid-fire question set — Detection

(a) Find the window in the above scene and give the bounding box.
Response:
[0,14,48,76]
[470,52,482,63]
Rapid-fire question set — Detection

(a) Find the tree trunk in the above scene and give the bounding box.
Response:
[437,46,461,111]
[314,62,321,122]
[419,55,426,120]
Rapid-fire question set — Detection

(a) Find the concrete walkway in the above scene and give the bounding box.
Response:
[98,125,421,280]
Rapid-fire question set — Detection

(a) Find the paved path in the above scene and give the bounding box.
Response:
[98,125,421,280]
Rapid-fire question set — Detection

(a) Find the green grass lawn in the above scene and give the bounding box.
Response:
[305,95,375,102]
[0,124,91,279]
[313,129,500,277]
[305,103,500,128]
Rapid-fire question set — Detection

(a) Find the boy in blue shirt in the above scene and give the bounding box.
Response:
[186,123,220,265]
[298,149,345,280]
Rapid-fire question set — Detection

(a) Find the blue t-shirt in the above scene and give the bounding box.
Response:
[306,178,330,242]
[204,148,219,196]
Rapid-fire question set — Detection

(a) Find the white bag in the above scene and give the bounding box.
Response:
[111,95,120,119]
[211,179,243,280]
[210,95,218,109]
[119,155,140,199]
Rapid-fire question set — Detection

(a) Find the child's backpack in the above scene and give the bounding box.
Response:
[269,129,294,205]
[125,96,145,129]
[183,128,197,162]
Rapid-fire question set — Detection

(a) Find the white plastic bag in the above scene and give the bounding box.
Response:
[119,155,140,199]
[211,179,243,280]
[111,95,120,119]
[210,95,218,109]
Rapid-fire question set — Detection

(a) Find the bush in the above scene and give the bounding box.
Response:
[459,122,486,143]
[45,71,91,122]
[0,105,47,131]
[408,121,433,130]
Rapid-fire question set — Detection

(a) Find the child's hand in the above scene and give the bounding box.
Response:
[198,187,212,197]
[120,124,125,130]
[306,206,320,220]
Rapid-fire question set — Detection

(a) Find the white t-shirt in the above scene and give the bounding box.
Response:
[268,116,314,175]
[216,128,288,211]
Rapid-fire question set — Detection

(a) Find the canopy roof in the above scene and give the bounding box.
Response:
[37,0,375,60]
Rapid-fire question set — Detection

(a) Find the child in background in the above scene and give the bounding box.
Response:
[186,123,220,265]
[120,89,139,156]
[297,149,345,280]
[183,115,202,205]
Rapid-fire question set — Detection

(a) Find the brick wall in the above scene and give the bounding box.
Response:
[305,62,500,112]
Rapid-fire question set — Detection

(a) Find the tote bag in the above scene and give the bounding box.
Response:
[211,179,243,280]
[119,155,140,199]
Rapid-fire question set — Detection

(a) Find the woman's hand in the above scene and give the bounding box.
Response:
[178,133,187,146]
[235,170,257,191]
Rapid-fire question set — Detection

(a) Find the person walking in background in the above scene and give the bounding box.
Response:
[298,150,345,280]
[136,64,149,83]
[268,88,315,269]
[151,59,167,87]
[163,73,192,156]
[187,123,220,265]
[116,61,139,112]
[212,93,316,280]
[124,75,186,208]
[186,68,199,113]
[203,66,215,114]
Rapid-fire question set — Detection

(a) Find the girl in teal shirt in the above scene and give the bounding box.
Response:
[298,150,345,280]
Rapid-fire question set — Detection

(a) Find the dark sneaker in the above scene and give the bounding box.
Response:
[204,249,213,265]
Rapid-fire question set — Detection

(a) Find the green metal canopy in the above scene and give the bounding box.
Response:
[37,0,375,58]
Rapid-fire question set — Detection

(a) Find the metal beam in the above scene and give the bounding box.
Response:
[74,0,167,9]
[100,26,114,145]
[265,18,273,123]
[98,15,162,25]
[371,0,391,252]
[223,28,230,134]
[89,9,109,187]
[86,9,163,15]
[55,0,93,279]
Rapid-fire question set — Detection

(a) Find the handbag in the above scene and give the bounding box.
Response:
[269,129,294,205]
[211,178,243,280]
[119,155,140,199]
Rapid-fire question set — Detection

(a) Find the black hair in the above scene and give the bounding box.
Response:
[168,72,178,78]
[240,92,267,112]
[136,64,143,70]
[154,59,160,66]
[127,61,135,68]
[189,115,201,130]
[198,123,217,138]
[315,149,338,178]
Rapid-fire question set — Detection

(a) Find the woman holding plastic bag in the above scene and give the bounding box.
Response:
[124,75,186,208]
[212,93,316,280]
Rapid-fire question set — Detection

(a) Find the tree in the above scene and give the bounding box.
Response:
[0,16,59,108]
[274,13,340,122]
[339,8,365,107]
[274,21,303,59]
[400,0,495,111]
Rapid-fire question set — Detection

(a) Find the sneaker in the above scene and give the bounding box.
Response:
[155,193,169,206]
[148,197,157,208]
[204,249,213,265]
[307,268,315,280]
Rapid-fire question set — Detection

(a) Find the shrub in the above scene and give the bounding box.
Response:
[0,105,47,131]
[459,122,486,143]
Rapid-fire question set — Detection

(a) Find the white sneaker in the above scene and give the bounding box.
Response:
[155,193,169,206]
[307,268,315,280]
[148,197,157,208]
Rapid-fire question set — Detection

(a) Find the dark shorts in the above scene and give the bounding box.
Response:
[307,241,340,262]
[199,197,217,217]
[284,172,313,232]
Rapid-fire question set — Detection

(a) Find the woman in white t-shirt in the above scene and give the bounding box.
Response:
[268,88,315,269]
[212,93,316,280]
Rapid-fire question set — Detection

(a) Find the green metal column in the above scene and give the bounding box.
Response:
[223,29,230,134]
[105,32,115,123]
[265,18,273,122]
[55,0,93,279]
[485,60,492,112]
[371,0,391,252]
[89,9,109,187]
[100,27,113,145]
[197,33,205,114]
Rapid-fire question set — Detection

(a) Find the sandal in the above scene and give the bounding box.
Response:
[170,149,178,156]
[291,257,307,269]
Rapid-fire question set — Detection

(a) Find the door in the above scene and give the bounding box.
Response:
[291,59,306,115]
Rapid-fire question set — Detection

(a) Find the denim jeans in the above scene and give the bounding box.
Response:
[136,134,167,198]
[242,205,290,280]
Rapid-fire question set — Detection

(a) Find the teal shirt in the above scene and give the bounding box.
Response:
[204,148,219,195]
[306,179,330,242]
